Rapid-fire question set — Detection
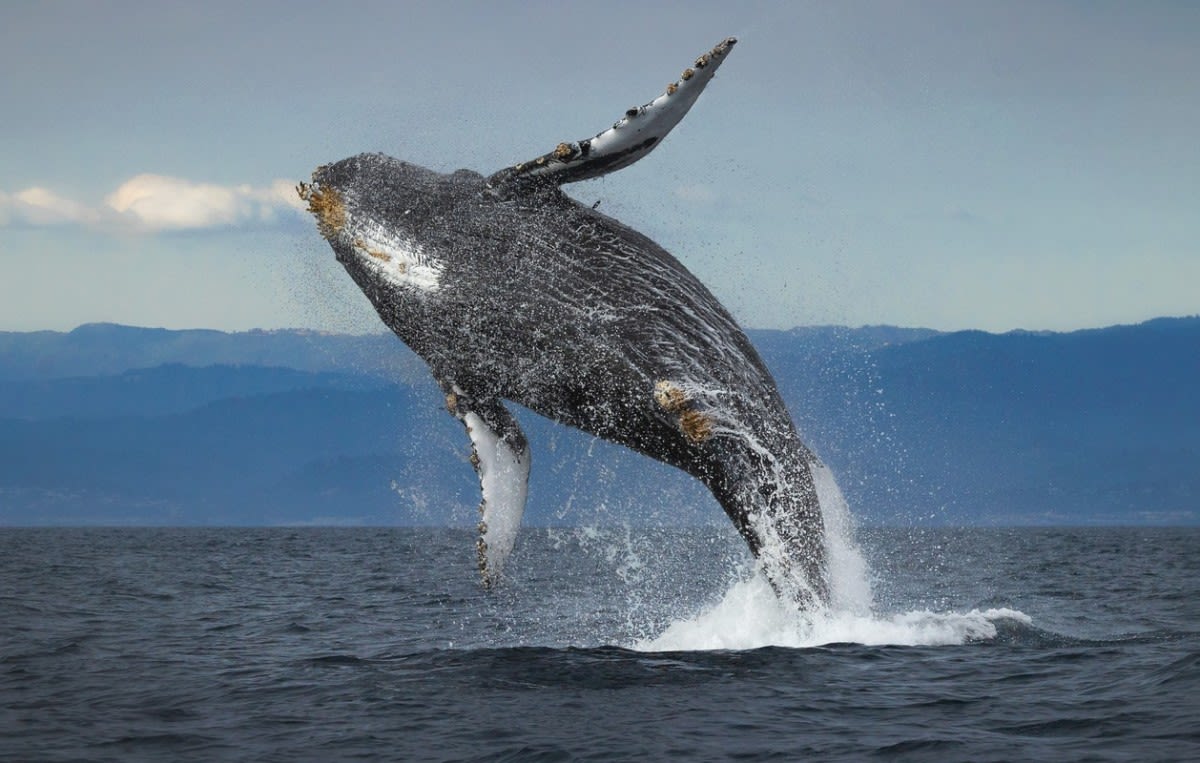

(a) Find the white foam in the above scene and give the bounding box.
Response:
[633,461,1030,652]
[634,574,1032,651]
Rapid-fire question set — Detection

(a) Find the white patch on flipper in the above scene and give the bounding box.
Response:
[463,411,531,583]
[495,38,736,185]
[581,53,724,169]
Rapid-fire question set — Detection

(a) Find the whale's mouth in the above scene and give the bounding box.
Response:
[296,177,345,240]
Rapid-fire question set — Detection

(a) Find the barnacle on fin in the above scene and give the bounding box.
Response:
[477,536,490,583]
[489,37,737,189]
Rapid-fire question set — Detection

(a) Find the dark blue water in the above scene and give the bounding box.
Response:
[2,526,1197,761]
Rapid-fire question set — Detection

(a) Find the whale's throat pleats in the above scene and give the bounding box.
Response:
[444,388,531,586]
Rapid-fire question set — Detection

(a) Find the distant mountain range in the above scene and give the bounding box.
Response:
[1,318,1196,526]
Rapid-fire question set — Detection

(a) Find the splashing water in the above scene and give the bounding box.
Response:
[636,574,1032,651]
[812,461,873,615]
[633,463,1033,651]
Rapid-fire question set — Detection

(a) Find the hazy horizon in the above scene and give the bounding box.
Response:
[6,314,1196,339]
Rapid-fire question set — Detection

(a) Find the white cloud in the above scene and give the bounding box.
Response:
[105,174,303,231]
[0,186,101,226]
[1,176,304,232]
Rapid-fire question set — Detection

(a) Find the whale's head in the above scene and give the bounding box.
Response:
[298,153,485,295]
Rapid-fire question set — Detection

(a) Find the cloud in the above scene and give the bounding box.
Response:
[1,176,305,232]
[0,187,101,226]
[106,175,305,231]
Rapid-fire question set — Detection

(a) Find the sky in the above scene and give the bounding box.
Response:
[1,0,1197,334]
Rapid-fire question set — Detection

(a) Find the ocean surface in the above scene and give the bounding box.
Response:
[2,525,1197,761]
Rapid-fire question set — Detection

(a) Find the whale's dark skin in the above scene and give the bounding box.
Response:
[300,39,829,607]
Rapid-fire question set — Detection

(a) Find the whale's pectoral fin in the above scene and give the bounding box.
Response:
[444,386,531,587]
[488,37,737,189]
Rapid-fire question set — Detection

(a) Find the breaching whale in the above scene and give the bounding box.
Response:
[299,38,830,607]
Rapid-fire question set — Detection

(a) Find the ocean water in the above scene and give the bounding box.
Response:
[2,524,1197,761]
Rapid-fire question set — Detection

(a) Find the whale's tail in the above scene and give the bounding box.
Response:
[652,373,830,608]
[707,439,830,609]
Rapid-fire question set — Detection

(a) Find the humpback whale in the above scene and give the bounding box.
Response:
[299,38,830,607]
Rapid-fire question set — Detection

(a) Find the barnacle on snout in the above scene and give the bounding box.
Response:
[297,181,346,240]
